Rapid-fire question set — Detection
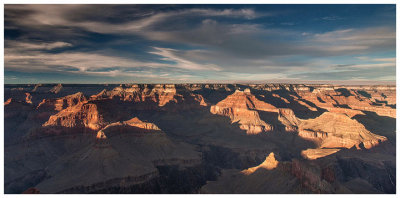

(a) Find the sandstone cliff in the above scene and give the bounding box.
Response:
[210,89,277,134]
[298,112,387,150]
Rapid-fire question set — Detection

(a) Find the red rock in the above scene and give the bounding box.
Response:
[25,93,32,104]
[37,92,87,111]
[242,152,279,175]
[210,89,277,134]
[4,98,12,105]
[43,102,105,131]
[298,112,387,149]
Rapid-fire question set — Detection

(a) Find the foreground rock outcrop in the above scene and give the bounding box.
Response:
[242,152,279,175]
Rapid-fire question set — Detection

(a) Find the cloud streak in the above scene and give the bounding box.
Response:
[4,4,396,83]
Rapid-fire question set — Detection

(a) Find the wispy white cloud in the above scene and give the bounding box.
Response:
[5,5,261,34]
[372,57,396,62]
[4,40,223,78]
[4,5,396,83]
[6,41,72,51]
[149,47,221,71]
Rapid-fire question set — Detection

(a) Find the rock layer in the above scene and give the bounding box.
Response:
[298,112,387,150]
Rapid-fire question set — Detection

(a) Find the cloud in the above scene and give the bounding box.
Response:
[5,5,261,33]
[6,41,72,51]
[4,40,223,79]
[372,57,396,62]
[290,63,395,81]
[6,5,395,60]
[149,47,221,71]
[4,5,396,83]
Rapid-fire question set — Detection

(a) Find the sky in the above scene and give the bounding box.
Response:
[4,4,396,84]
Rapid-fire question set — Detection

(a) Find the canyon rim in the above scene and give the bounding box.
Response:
[3,3,397,194]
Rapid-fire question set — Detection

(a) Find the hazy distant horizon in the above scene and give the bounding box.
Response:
[4,80,396,86]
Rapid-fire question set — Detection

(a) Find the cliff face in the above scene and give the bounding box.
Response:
[90,84,207,110]
[43,102,105,131]
[298,112,387,150]
[95,117,162,139]
[37,92,87,112]
[294,86,396,118]
[210,89,278,134]
[4,83,396,194]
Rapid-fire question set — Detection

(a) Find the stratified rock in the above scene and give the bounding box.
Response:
[324,107,364,118]
[210,89,277,134]
[123,117,161,130]
[43,102,105,131]
[37,92,87,111]
[95,117,162,139]
[90,84,207,110]
[278,108,301,132]
[4,83,396,194]
[301,148,341,160]
[298,112,387,149]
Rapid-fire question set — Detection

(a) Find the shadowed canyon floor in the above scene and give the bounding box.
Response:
[4,83,396,193]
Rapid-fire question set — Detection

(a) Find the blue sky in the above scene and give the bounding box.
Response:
[4,4,396,84]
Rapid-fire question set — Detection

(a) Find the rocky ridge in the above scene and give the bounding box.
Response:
[4,83,396,194]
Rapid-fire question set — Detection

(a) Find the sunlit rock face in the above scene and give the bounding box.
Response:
[242,152,279,175]
[210,89,278,134]
[301,148,341,160]
[4,84,396,194]
[37,92,87,112]
[43,102,105,131]
[295,85,396,118]
[90,84,207,110]
[298,112,387,149]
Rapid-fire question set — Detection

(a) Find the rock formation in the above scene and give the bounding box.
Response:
[301,148,341,160]
[4,83,396,194]
[242,152,279,175]
[25,93,33,104]
[50,84,63,94]
[298,112,387,150]
[210,89,277,134]
[90,84,207,110]
[4,98,12,105]
[37,92,87,111]
[43,102,105,131]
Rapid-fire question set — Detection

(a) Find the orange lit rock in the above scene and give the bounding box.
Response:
[25,93,32,104]
[4,98,12,105]
[123,117,161,130]
[210,89,277,134]
[43,102,105,131]
[298,112,387,149]
[37,92,87,111]
[242,152,279,175]
[301,148,341,160]
[96,130,107,139]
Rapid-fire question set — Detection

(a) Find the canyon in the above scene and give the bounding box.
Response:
[4,83,396,193]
